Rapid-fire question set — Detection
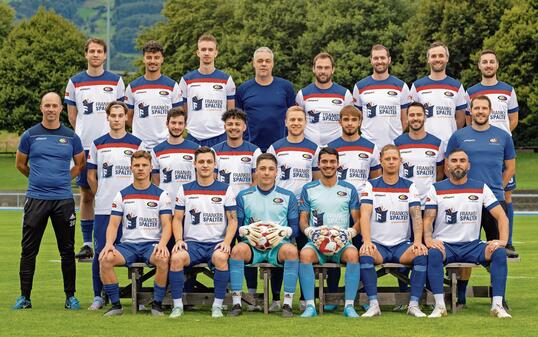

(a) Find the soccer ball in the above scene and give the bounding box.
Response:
[250,222,278,251]
[312,227,348,256]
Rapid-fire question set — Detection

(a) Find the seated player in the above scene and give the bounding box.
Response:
[168,146,237,318]
[298,147,361,318]
[359,144,428,318]
[229,153,300,317]
[424,149,511,318]
[99,150,173,316]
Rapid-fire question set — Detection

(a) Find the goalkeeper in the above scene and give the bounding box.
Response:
[298,147,361,318]
[229,153,300,317]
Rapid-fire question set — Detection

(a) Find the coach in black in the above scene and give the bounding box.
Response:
[13,92,85,310]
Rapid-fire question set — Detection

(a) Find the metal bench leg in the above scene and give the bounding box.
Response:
[263,269,269,315]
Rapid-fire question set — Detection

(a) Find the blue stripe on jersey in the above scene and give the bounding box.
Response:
[87,133,142,169]
[64,71,122,105]
[182,69,231,81]
[367,176,418,208]
[412,75,462,91]
[300,82,348,98]
[328,136,376,152]
[433,178,485,191]
[212,140,259,154]
[120,184,166,200]
[270,137,318,154]
[152,139,199,154]
[466,81,518,114]
[182,180,230,193]
[394,132,442,148]
[127,75,181,109]
[355,75,406,92]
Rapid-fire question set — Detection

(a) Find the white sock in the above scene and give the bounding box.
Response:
[283,293,293,307]
[306,300,315,307]
[232,292,242,306]
[492,296,503,308]
[213,298,223,308]
[83,242,92,247]
[369,299,379,307]
[248,288,256,295]
[345,300,354,307]
[409,300,419,308]
[173,298,183,308]
[434,294,446,308]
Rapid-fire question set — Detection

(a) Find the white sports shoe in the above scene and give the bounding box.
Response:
[428,306,448,318]
[407,305,427,317]
[362,303,381,317]
[491,304,512,318]
[211,306,224,318]
[247,303,262,311]
[268,301,281,312]
[299,300,306,311]
[88,296,105,310]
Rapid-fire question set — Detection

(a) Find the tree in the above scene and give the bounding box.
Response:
[0,3,15,47]
[0,7,86,132]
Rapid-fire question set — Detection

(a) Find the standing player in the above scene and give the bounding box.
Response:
[352,45,411,150]
[424,149,511,318]
[409,41,467,145]
[212,108,262,196]
[86,101,143,310]
[179,34,236,147]
[168,147,237,318]
[65,38,125,260]
[151,108,199,200]
[229,153,300,317]
[296,52,353,146]
[236,47,295,152]
[465,50,519,256]
[358,145,428,318]
[394,102,445,206]
[13,92,85,310]
[298,147,361,318]
[99,150,172,316]
[126,40,182,149]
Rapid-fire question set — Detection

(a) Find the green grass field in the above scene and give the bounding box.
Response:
[0,211,537,337]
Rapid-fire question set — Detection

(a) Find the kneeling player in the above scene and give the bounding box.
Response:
[168,147,237,318]
[424,149,510,318]
[359,145,428,317]
[229,153,299,317]
[99,150,172,316]
[298,147,361,318]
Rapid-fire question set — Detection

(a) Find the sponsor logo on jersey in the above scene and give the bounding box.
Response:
[312,209,324,227]
[82,99,94,114]
[126,213,137,229]
[332,99,343,105]
[387,91,398,96]
[375,207,388,223]
[444,91,454,97]
[241,157,251,162]
[213,84,223,90]
[489,138,498,143]
[273,197,284,204]
[302,153,313,159]
[189,209,201,225]
[498,95,507,101]
[399,194,408,200]
[159,90,169,96]
[112,202,117,208]
[147,201,158,207]
[103,86,113,92]
[307,110,320,124]
[219,170,231,184]
[361,192,368,197]
[124,150,133,156]
[358,153,369,159]
[192,96,203,111]
[336,191,348,197]
[211,197,222,203]
[425,150,436,157]
[280,165,291,180]
[162,168,173,183]
[58,138,68,144]
[138,103,150,118]
[468,195,479,201]
[423,103,434,118]
[444,208,458,224]
[183,155,193,160]
[403,162,414,178]
[102,162,113,178]
[366,103,377,118]
[337,167,348,179]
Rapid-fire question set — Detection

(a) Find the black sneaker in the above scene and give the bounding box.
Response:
[103,303,123,316]
[75,245,94,259]
[151,301,164,316]
[505,244,519,258]
[229,304,242,317]
[282,304,293,318]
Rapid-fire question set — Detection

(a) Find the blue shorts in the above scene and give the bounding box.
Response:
[115,241,158,266]
[303,242,355,264]
[76,150,90,188]
[186,241,220,268]
[505,175,516,192]
[374,241,411,263]
[443,240,487,266]
[186,133,226,147]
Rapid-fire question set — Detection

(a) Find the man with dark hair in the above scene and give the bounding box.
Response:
[65,37,125,260]
[296,52,353,146]
[13,92,85,310]
[180,33,236,147]
[126,40,182,149]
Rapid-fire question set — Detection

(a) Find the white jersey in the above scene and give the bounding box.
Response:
[212,141,262,197]
[111,184,172,244]
[125,75,182,149]
[425,179,499,243]
[352,75,410,149]
[87,133,143,214]
[465,81,518,135]
[175,180,236,243]
[179,69,236,140]
[393,133,444,206]
[327,137,381,192]
[151,139,199,201]
[295,83,353,146]
[409,76,467,143]
[267,137,320,198]
[64,71,125,149]
[360,177,421,246]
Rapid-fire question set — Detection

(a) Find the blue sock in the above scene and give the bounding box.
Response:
[169,271,184,300]
[283,259,299,293]
[299,263,315,301]
[153,283,166,302]
[327,267,341,293]
[230,259,245,292]
[507,202,514,246]
[92,254,102,297]
[359,256,377,300]
[271,268,283,300]
[245,266,257,290]
[427,248,445,294]
[457,280,468,304]
[410,255,427,302]
[103,283,120,304]
[344,263,360,302]
[490,248,508,297]
[214,269,230,300]
[81,219,94,244]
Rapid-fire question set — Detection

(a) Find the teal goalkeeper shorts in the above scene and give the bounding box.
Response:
[303,242,354,264]
[248,242,285,267]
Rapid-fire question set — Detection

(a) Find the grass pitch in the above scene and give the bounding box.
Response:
[0,211,537,336]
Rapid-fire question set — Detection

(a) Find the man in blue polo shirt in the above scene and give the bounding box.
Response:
[13,92,85,310]
[235,47,295,152]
